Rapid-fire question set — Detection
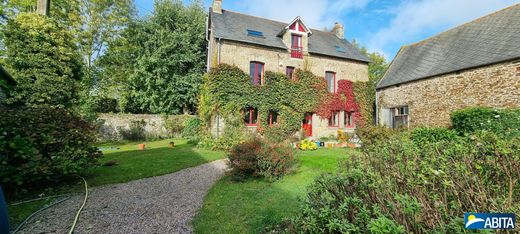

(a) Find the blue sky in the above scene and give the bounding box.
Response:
[134,0,519,60]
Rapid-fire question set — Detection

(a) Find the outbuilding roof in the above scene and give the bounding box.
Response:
[377,4,520,89]
[209,9,370,63]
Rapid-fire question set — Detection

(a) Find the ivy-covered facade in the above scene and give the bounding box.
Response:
[204,0,370,139]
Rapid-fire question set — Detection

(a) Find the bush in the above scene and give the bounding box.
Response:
[228,137,296,181]
[292,130,520,233]
[163,115,188,137]
[0,106,102,193]
[182,116,201,139]
[299,139,317,151]
[118,119,146,141]
[451,107,520,136]
[410,127,458,145]
[356,125,398,146]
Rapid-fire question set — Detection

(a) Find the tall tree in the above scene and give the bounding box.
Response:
[129,0,207,114]
[3,13,83,108]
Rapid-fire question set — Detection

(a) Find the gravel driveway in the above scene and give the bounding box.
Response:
[17,159,228,234]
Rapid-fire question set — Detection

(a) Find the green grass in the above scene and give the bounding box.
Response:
[7,138,225,229]
[192,148,356,234]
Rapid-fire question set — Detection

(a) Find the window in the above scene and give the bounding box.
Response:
[325,72,336,93]
[247,29,264,37]
[345,111,356,128]
[291,34,303,58]
[328,111,340,127]
[334,45,346,53]
[268,111,278,126]
[286,66,295,79]
[249,62,264,85]
[244,107,258,126]
[391,106,409,129]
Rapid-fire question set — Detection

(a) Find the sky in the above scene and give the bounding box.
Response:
[133,0,519,60]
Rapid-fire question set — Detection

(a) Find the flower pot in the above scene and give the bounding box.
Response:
[138,144,145,150]
[347,143,356,148]
[169,142,175,148]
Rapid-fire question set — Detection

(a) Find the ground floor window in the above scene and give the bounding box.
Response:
[328,111,340,127]
[345,111,356,128]
[286,66,295,80]
[244,107,258,126]
[268,111,278,126]
[391,106,409,129]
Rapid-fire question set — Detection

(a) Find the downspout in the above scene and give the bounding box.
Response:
[375,89,379,125]
[217,38,222,64]
[205,16,211,72]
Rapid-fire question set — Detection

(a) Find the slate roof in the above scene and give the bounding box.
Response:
[377,4,520,89]
[209,9,370,63]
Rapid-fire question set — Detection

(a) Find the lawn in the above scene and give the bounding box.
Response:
[8,138,225,228]
[192,148,356,234]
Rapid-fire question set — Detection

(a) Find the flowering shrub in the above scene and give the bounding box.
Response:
[299,139,317,151]
[451,107,520,137]
[228,137,296,181]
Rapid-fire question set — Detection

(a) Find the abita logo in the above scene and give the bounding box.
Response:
[464,213,516,230]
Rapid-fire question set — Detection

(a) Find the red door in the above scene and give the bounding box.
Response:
[302,113,313,137]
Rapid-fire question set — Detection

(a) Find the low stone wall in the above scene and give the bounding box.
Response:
[98,114,192,141]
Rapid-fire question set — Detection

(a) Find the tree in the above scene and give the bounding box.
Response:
[129,0,207,114]
[3,13,83,108]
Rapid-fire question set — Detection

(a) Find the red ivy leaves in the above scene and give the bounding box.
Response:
[315,80,360,120]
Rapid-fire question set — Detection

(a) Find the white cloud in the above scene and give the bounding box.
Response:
[368,0,519,59]
[235,0,371,30]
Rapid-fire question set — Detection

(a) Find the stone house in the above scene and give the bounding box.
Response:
[0,66,15,106]
[206,0,370,138]
[376,4,520,128]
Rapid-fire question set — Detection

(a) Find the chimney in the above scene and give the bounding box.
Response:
[212,0,222,14]
[37,0,50,16]
[332,22,344,39]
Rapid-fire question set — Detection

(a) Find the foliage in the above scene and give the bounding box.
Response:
[0,106,101,193]
[337,130,350,143]
[410,127,458,145]
[128,0,206,114]
[181,116,201,139]
[299,139,317,151]
[356,125,398,146]
[199,64,327,144]
[90,96,119,113]
[228,137,296,181]
[451,107,520,137]
[293,130,520,233]
[162,115,190,137]
[3,13,83,108]
[118,119,146,141]
[368,216,406,234]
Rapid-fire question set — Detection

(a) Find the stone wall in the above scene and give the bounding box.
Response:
[377,60,520,128]
[98,114,192,141]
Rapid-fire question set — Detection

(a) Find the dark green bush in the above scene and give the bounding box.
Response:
[182,116,201,139]
[118,119,146,141]
[0,106,101,193]
[451,107,520,136]
[91,97,119,113]
[228,137,296,181]
[410,127,458,145]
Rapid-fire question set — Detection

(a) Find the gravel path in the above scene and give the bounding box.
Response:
[17,159,229,234]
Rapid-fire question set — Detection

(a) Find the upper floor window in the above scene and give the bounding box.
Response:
[345,111,356,128]
[249,62,264,85]
[391,106,409,129]
[268,111,278,126]
[291,34,303,59]
[328,111,340,127]
[286,66,295,79]
[325,72,336,93]
[244,107,258,126]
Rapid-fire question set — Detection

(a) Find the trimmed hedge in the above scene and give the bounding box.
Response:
[451,107,520,136]
[0,106,101,193]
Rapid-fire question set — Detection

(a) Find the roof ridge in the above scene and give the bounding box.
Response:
[403,3,520,48]
[218,8,338,35]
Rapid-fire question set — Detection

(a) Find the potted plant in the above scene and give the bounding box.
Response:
[169,141,175,148]
[138,143,145,150]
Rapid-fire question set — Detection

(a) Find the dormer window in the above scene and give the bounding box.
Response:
[291,34,303,59]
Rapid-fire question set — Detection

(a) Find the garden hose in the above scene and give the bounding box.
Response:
[68,177,88,234]
[11,196,72,234]
[10,193,80,206]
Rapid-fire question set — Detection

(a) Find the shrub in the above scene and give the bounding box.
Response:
[0,106,101,193]
[299,139,317,151]
[451,107,520,136]
[118,119,146,141]
[163,115,188,137]
[228,137,296,181]
[367,216,406,234]
[182,116,201,139]
[410,127,458,145]
[356,125,398,146]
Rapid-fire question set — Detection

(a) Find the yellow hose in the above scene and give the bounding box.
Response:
[68,177,88,234]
